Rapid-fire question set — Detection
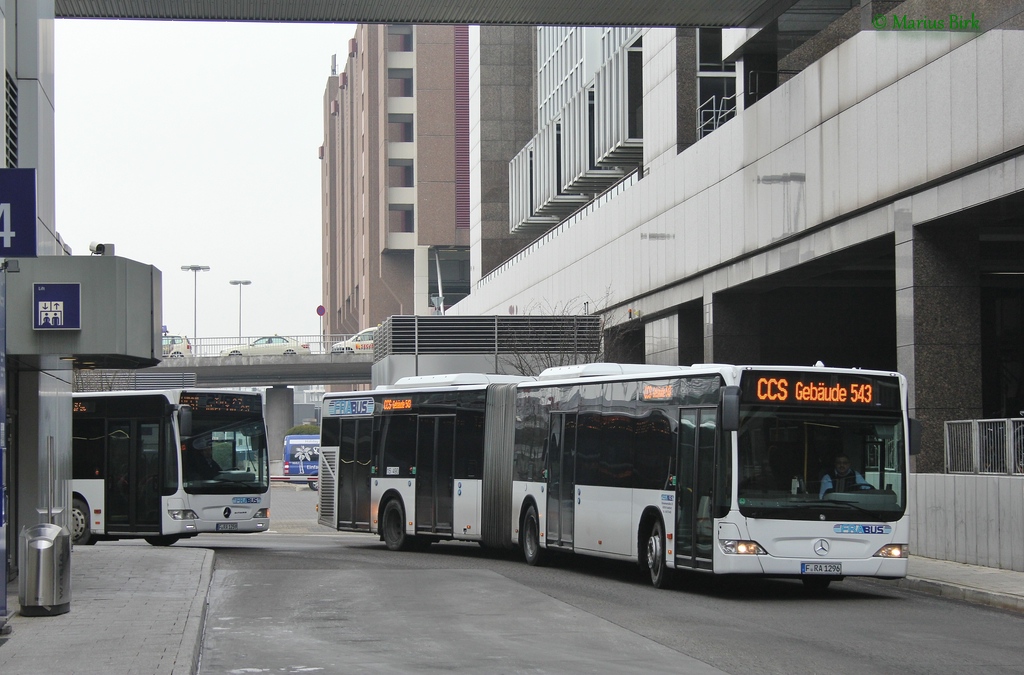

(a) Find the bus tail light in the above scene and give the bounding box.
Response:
[720,539,766,555]
[169,509,198,521]
[874,544,907,558]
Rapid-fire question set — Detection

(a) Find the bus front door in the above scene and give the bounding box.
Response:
[337,418,373,530]
[546,413,577,548]
[105,419,162,535]
[675,408,717,570]
[416,415,455,535]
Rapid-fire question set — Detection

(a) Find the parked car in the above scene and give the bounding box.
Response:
[331,326,377,354]
[162,334,192,358]
[220,336,311,356]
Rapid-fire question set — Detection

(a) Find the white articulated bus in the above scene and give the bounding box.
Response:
[318,364,917,590]
[72,389,271,546]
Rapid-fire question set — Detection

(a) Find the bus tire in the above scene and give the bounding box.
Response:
[144,535,181,547]
[71,498,95,546]
[521,504,546,566]
[308,479,318,491]
[382,500,409,551]
[644,518,671,588]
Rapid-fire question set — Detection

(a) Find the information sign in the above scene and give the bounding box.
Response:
[33,283,82,330]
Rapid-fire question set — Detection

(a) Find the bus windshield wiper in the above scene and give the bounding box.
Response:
[804,499,886,520]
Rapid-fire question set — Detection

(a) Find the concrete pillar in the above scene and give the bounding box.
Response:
[705,292,762,364]
[15,359,73,541]
[896,222,982,473]
[264,386,294,476]
[678,301,703,365]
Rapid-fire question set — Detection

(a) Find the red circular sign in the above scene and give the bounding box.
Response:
[316,305,326,316]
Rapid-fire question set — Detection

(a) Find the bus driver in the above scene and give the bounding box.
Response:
[188,436,222,480]
[819,453,870,497]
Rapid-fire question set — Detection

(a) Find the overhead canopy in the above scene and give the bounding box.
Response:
[54,0,799,28]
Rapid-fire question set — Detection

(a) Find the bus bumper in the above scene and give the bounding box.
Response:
[714,550,909,578]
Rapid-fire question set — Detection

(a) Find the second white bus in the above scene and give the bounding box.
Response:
[318,363,916,590]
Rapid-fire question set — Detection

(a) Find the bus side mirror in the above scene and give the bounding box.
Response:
[721,386,740,432]
[178,405,193,437]
[908,417,921,455]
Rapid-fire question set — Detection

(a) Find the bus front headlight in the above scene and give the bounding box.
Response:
[874,544,907,558]
[168,509,198,521]
[254,508,270,519]
[720,539,766,555]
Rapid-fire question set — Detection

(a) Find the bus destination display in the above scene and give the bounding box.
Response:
[741,371,900,409]
[382,398,412,411]
[180,392,261,414]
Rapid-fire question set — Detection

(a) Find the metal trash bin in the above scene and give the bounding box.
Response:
[18,523,72,616]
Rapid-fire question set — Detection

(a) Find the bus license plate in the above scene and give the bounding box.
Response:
[801,562,841,575]
[216,523,238,532]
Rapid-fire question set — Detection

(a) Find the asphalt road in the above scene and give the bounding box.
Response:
[184,485,1024,674]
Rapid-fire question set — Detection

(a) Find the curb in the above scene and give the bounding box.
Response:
[897,576,1024,614]
[176,549,215,675]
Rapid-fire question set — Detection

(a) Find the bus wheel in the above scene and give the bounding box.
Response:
[521,504,546,566]
[308,479,318,491]
[144,535,181,547]
[645,519,670,588]
[382,500,409,551]
[71,498,95,546]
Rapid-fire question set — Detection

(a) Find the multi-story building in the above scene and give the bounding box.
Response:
[320,25,536,336]
[321,24,466,335]
[452,9,1024,474]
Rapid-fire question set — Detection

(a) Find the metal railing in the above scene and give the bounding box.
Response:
[944,418,1024,475]
[173,334,363,358]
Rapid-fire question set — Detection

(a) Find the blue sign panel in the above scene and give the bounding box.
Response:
[326,397,375,417]
[1,268,7,620]
[0,168,37,258]
[33,283,82,330]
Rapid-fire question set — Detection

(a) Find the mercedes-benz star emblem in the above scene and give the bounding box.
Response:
[223,507,232,518]
[814,539,830,556]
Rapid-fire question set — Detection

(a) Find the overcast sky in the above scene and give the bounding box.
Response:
[54,19,356,343]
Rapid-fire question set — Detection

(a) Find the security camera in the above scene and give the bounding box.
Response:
[89,242,114,256]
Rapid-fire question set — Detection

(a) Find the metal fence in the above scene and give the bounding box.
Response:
[185,334,359,358]
[944,418,1024,475]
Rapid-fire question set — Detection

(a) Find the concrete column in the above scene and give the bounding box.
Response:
[705,292,762,364]
[264,386,294,476]
[678,301,703,365]
[896,222,982,473]
[15,359,73,539]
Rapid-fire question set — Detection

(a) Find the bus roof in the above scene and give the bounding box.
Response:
[536,363,690,381]
[384,373,532,389]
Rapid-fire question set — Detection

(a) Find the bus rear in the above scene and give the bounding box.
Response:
[720,367,911,587]
[283,434,320,490]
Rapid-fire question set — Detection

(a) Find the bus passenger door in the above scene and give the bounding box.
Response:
[106,419,162,534]
[416,415,455,535]
[546,413,577,548]
[675,407,717,569]
[337,418,373,530]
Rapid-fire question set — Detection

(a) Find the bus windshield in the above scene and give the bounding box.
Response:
[736,407,907,522]
[183,416,269,493]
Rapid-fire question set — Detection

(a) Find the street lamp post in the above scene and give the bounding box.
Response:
[181,264,210,338]
[229,279,252,338]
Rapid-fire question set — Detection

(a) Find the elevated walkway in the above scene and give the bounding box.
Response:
[147,353,373,387]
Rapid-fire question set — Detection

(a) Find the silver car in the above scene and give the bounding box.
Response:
[220,336,311,356]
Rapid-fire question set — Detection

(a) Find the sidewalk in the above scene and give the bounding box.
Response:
[0,545,212,675]
[0,546,1021,675]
